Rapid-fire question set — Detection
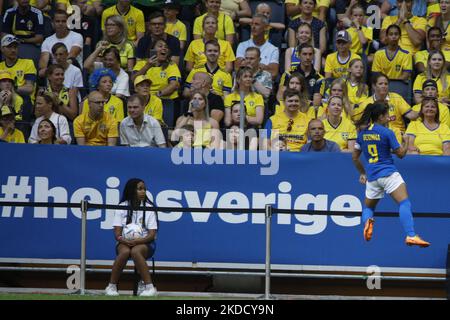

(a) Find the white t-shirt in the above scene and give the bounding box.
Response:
[94,62,130,97]
[113,201,158,238]
[28,112,72,144]
[236,39,279,66]
[41,31,84,67]
[64,64,83,89]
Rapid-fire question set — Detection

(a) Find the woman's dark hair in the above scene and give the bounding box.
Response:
[355,102,389,128]
[419,97,440,123]
[150,39,171,70]
[38,118,57,144]
[386,24,401,37]
[51,42,68,55]
[46,63,65,78]
[371,72,389,86]
[120,178,157,229]
[103,47,121,64]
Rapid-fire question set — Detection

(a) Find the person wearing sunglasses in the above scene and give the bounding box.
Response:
[263,89,309,152]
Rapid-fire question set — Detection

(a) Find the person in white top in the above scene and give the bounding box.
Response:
[38,10,83,77]
[120,94,167,147]
[51,43,83,91]
[29,93,71,144]
[105,178,158,297]
[84,44,130,98]
[235,14,279,79]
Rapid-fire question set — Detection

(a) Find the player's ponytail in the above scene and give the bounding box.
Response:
[355,102,388,129]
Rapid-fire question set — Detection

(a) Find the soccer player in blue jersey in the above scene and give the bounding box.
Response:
[352,102,430,247]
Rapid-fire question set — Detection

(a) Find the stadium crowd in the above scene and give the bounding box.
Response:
[1,0,450,155]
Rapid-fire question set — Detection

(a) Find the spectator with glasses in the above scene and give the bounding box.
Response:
[74,90,118,146]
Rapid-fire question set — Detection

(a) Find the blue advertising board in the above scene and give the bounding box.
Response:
[0,144,449,272]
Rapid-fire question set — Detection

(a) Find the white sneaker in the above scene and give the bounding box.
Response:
[137,280,145,296]
[105,283,119,296]
[139,284,157,297]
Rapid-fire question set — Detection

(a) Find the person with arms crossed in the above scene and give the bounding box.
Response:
[352,102,430,247]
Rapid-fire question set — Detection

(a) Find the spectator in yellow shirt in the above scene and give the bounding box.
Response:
[0,105,25,143]
[193,0,235,45]
[101,0,145,45]
[380,0,426,55]
[413,50,450,105]
[414,27,449,74]
[163,0,187,51]
[324,30,361,79]
[74,91,118,146]
[185,14,235,73]
[406,97,450,155]
[82,68,124,124]
[412,79,450,128]
[372,24,412,81]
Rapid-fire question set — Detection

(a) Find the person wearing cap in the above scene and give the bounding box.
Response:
[101,0,145,45]
[372,24,412,81]
[0,70,25,124]
[119,94,167,148]
[81,68,124,124]
[405,97,450,155]
[380,0,426,55]
[413,50,450,105]
[193,0,235,45]
[163,0,187,51]
[0,34,37,100]
[1,0,44,45]
[412,79,450,128]
[324,30,361,79]
[73,90,118,146]
[133,75,164,125]
[0,105,25,143]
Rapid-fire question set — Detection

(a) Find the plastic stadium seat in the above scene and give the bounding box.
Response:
[389,80,413,106]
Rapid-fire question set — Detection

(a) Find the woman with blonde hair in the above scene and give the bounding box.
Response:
[413,50,450,105]
[95,15,135,72]
[174,90,221,149]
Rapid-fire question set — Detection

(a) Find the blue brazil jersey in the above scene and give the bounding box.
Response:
[356,124,401,182]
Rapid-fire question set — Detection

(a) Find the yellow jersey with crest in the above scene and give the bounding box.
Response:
[324,52,361,79]
[73,111,119,146]
[144,95,163,123]
[101,5,145,42]
[185,65,233,97]
[372,47,412,80]
[412,102,450,128]
[184,39,236,71]
[133,61,181,99]
[165,20,187,42]
[0,59,37,102]
[224,92,264,117]
[381,15,427,54]
[405,121,450,155]
[266,111,309,152]
[82,94,124,123]
[322,117,357,151]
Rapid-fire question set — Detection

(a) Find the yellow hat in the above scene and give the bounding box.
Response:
[134,75,152,87]
[0,105,14,118]
[0,70,13,82]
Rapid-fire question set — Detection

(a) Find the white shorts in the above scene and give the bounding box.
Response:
[365,172,405,200]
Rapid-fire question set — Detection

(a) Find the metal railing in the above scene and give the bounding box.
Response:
[1,200,449,299]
